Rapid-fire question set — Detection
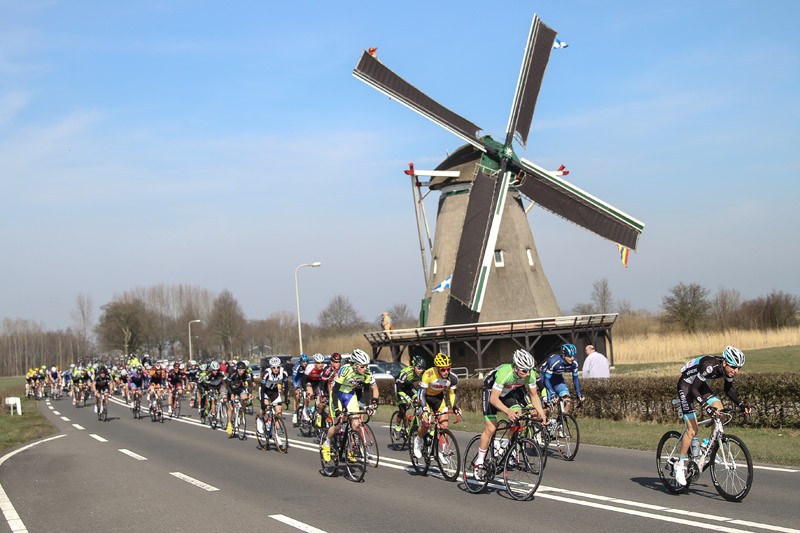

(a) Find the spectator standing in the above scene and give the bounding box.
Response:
[381,312,393,331]
[582,344,610,379]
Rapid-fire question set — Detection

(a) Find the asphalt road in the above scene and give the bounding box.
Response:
[1,395,798,533]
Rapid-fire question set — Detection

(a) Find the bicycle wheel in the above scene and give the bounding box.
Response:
[710,434,753,502]
[554,414,580,460]
[344,430,367,482]
[504,438,544,500]
[237,408,247,440]
[434,428,460,482]
[320,435,339,477]
[656,430,689,494]
[360,423,380,468]
[525,422,550,469]
[389,410,407,449]
[463,435,490,494]
[273,416,289,453]
[408,421,430,476]
[102,400,109,422]
[174,397,181,419]
[150,402,157,422]
[256,417,269,450]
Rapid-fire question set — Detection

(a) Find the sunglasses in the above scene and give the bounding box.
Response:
[439,367,451,372]
[355,365,368,370]
[516,368,531,375]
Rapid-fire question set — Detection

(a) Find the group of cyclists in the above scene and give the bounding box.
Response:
[29,341,750,492]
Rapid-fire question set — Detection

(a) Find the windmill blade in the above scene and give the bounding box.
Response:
[505,15,558,149]
[353,51,487,152]
[450,167,514,312]
[515,157,645,250]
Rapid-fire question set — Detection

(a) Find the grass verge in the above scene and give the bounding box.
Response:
[0,377,58,455]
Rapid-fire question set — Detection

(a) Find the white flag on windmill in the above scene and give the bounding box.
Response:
[431,275,452,293]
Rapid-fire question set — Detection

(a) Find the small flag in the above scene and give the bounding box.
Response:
[617,244,629,268]
[431,275,452,293]
[553,164,570,177]
[368,47,378,57]
[553,38,569,49]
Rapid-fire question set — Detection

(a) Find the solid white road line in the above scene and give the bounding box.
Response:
[753,465,799,473]
[89,434,107,443]
[0,434,66,533]
[269,514,327,533]
[118,449,147,461]
[72,424,84,430]
[169,472,219,492]
[59,416,70,422]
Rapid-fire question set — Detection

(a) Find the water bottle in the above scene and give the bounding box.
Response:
[690,437,701,458]
[493,438,508,456]
[701,438,710,450]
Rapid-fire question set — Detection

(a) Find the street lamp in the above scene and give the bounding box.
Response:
[295,261,321,355]
[188,319,201,360]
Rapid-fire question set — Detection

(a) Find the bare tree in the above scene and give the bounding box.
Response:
[208,289,246,357]
[711,287,742,331]
[70,292,94,355]
[591,278,614,314]
[661,282,711,333]
[385,303,417,329]
[95,298,156,355]
[319,295,362,334]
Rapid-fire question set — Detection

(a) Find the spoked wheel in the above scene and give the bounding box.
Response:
[256,417,269,450]
[237,409,247,440]
[710,434,754,502]
[344,430,367,482]
[656,430,690,494]
[150,404,157,422]
[360,423,380,468]
[554,414,580,460]
[504,438,545,501]
[320,436,339,477]
[174,399,181,419]
[434,428,460,482]
[273,416,289,453]
[525,422,550,469]
[463,435,490,494]
[389,410,408,449]
[408,421,430,476]
[299,407,314,438]
[102,401,109,422]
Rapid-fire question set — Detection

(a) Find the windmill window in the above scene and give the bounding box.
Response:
[526,248,535,267]
[432,257,438,275]
[494,250,505,268]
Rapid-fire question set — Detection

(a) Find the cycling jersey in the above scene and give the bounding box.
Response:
[419,367,457,397]
[396,366,421,397]
[333,364,375,393]
[677,355,743,419]
[150,368,167,385]
[128,373,145,388]
[540,354,582,399]
[261,368,288,390]
[225,371,252,395]
[94,374,112,391]
[186,367,199,383]
[167,369,185,386]
[484,364,537,396]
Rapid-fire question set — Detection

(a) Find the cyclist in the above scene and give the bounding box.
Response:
[92,366,113,415]
[395,356,426,426]
[301,353,327,424]
[673,346,751,486]
[321,349,379,462]
[186,360,200,407]
[47,366,61,397]
[72,365,91,406]
[473,349,547,469]
[167,362,186,415]
[540,343,584,415]
[225,361,253,436]
[319,353,342,423]
[291,354,310,424]
[127,366,146,408]
[414,352,460,459]
[148,362,168,411]
[61,365,73,397]
[257,357,289,441]
[199,361,225,421]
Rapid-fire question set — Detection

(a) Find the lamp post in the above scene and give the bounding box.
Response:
[188,319,201,360]
[294,261,321,355]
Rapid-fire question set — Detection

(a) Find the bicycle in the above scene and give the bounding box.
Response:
[463,407,546,500]
[230,397,248,440]
[131,390,142,419]
[359,411,380,468]
[256,403,289,453]
[297,391,316,438]
[409,411,461,482]
[542,397,580,461]
[389,400,418,450]
[170,387,182,418]
[656,401,754,502]
[149,389,164,423]
[96,391,110,422]
[319,410,370,482]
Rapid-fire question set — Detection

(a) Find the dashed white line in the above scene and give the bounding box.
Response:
[118,449,147,461]
[89,434,107,443]
[169,472,219,492]
[59,416,70,422]
[269,514,327,533]
[47,406,53,410]
[52,410,59,415]
[72,424,84,430]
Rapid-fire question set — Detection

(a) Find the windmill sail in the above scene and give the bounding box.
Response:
[506,15,558,148]
[515,157,644,250]
[353,51,487,152]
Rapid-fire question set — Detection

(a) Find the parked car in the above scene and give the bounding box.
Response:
[368,364,396,382]
[249,364,261,379]
[371,360,405,378]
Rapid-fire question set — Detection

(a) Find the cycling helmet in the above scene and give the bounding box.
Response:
[98,366,107,373]
[299,353,309,363]
[433,352,451,368]
[722,346,745,368]
[69,363,75,369]
[412,356,426,370]
[179,363,186,370]
[269,357,282,368]
[312,353,325,363]
[51,366,57,372]
[350,349,370,366]
[512,349,536,371]
[236,361,247,370]
[173,361,180,367]
[561,344,578,358]
[209,361,220,371]
[330,352,342,363]
[199,363,207,372]
[189,360,197,366]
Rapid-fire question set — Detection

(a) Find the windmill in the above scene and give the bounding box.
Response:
[354,14,644,326]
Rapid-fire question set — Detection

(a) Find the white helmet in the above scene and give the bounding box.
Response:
[189,360,197,366]
[269,357,281,368]
[722,346,745,368]
[209,361,220,371]
[312,353,325,363]
[350,349,370,366]
[51,366,57,372]
[513,349,535,371]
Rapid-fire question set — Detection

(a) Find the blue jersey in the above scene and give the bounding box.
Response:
[539,354,582,398]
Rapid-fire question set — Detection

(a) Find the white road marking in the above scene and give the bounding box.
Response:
[47,406,53,410]
[729,520,800,533]
[52,410,59,415]
[59,416,70,422]
[0,434,66,533]
[169,472,219,492]
[269,514,327,533]
[118,449,147,461]
[72,424,84,430]
[89,434,107,443]
[753,465,798,473]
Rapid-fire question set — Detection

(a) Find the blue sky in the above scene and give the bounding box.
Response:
[1,1,799,330]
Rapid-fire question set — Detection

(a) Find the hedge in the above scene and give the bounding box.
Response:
[376,373,800,428]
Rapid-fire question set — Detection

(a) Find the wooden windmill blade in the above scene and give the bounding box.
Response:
[506,15,557,149]
[353,51,488,153]
[514,157,645,250]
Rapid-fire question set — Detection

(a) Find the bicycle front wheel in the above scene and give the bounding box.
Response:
[504,438,544,501]
[525,422,550,470]
[344,430,367,482]
[237,408,247,440]
[389,410,407,449]
[434,428,460,482]
[273,416,289,453]
[710,434,753,502]
[555,414,580,460]
[656,430,689,494]
[462,435,490,494]
[361,423,379,468]
[408,420,430,476]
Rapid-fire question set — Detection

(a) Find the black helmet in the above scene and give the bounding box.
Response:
[236,361,247,370]
[412,356,426,369]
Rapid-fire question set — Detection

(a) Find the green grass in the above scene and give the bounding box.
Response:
[0,377,58,454]
[612,344,800,376]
